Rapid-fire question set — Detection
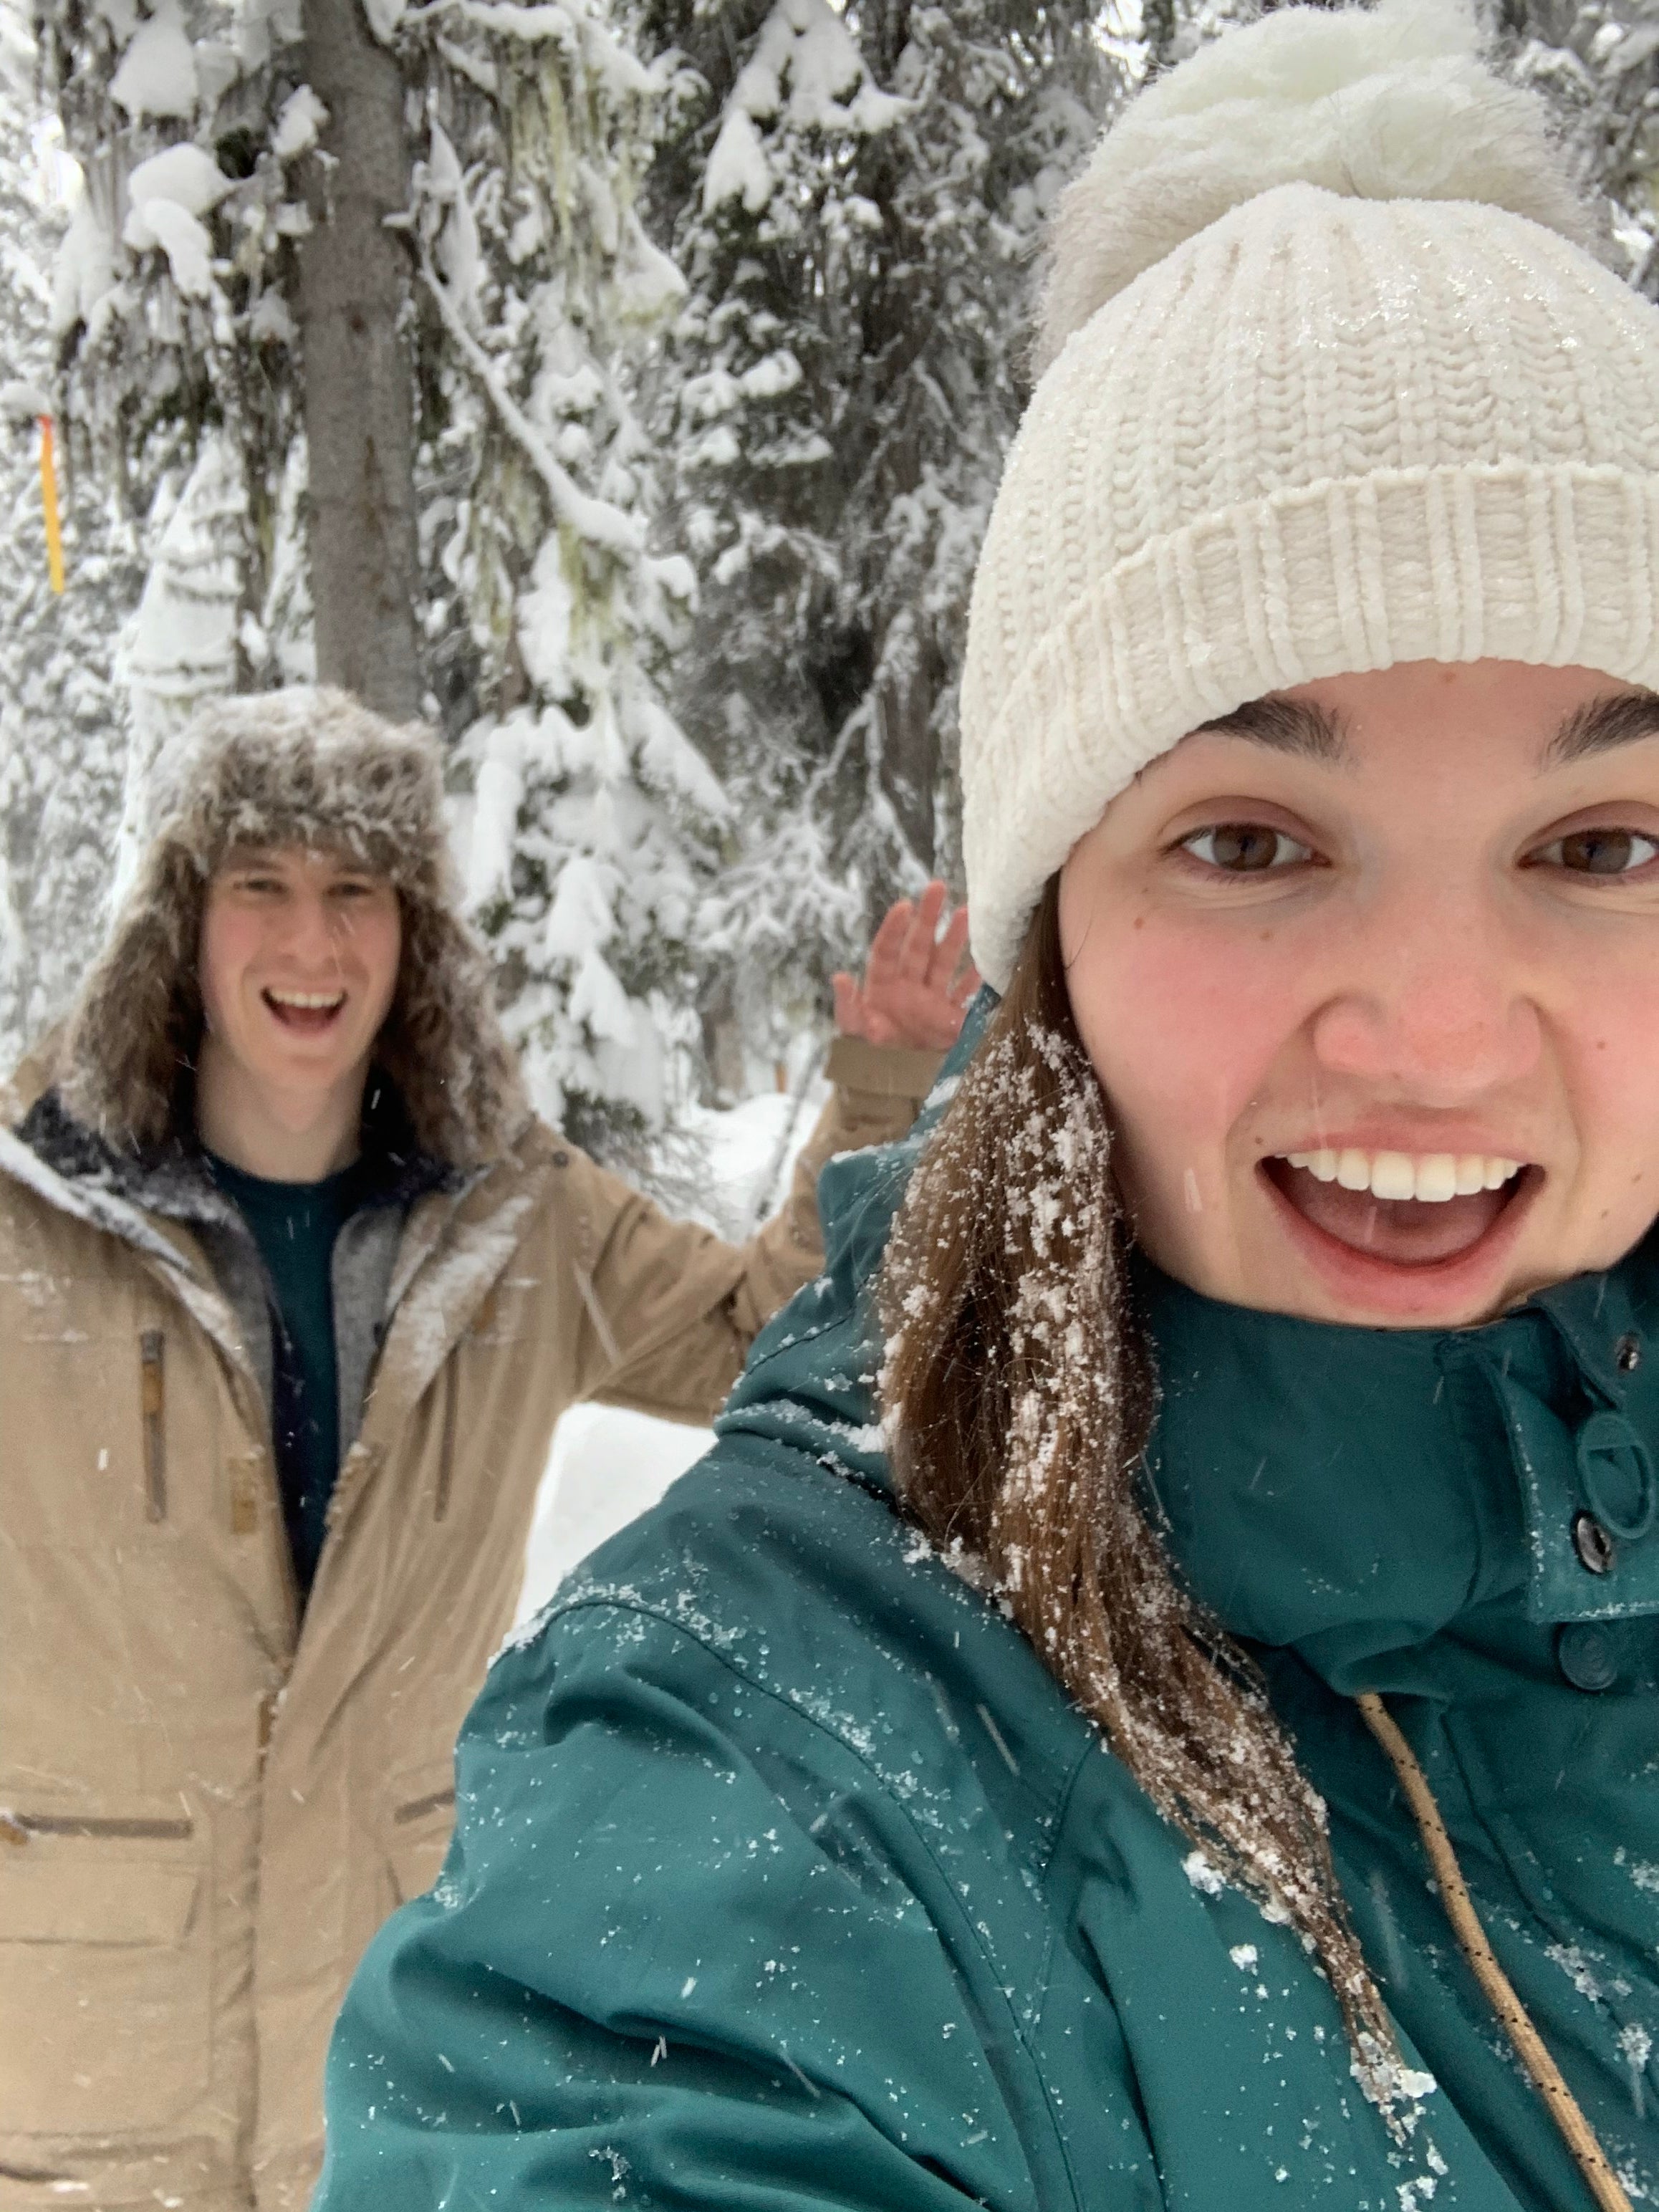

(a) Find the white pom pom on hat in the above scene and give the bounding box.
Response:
[961,0,1659,990]
[1036,0,1603,372]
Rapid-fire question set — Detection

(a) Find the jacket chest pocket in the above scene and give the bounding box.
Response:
[0,1827,212,2138]
[2,1324,221,1547]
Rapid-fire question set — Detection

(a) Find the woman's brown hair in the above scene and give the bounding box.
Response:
[877,876,1408,2110]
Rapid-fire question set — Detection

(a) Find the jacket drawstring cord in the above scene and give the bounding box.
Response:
[1355,1691,1632,2212]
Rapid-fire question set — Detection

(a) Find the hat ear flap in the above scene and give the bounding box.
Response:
[376,895,529,1170]
[56,845,205,1155]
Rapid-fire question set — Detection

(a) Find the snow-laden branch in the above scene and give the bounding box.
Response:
[418,250,645,558]
[400,0,657,99]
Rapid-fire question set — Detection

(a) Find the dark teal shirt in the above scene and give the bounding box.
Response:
[206,1152,370,1597]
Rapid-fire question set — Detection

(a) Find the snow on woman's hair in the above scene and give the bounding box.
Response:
[877,880,1421,2127]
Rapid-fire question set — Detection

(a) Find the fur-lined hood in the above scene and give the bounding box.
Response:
[50,687,528,1169]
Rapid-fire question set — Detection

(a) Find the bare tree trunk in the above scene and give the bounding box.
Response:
[297,0,420,718]
[875,645,938,875]
[869,410,938,896]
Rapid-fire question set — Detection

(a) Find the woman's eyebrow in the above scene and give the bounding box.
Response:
[1193,696,1349,761]
[1544,690,1659,765]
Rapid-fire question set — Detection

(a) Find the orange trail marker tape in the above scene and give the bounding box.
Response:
[39,414,64,594]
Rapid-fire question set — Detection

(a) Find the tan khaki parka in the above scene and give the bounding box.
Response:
[0,1034,938,2212]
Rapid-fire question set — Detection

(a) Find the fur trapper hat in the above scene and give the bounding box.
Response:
[57,687,529,1166]
[961,0,1659,988]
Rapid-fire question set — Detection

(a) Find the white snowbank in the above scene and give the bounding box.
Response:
[513,1069,830,1621]
[515,1403,713,1622]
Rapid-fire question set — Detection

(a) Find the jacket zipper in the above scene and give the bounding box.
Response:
[139,1329,166,1521]
[434,1372,458,1522]
[303,1438,385,1627]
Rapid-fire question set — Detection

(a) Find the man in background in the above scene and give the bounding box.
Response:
[0,686,974,2211]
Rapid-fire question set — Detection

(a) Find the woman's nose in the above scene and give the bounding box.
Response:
[1308,908,1542,1104]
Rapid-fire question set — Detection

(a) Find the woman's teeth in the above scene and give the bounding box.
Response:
[266,989,345,1011]
[1279,1149,1523,1203]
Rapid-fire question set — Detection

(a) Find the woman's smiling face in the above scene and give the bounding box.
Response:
[1059,660,1659,1327]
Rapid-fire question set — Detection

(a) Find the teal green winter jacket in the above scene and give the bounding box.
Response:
[316,1011,1659,2211]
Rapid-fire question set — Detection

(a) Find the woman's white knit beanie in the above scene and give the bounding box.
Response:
[961,0,1659,988]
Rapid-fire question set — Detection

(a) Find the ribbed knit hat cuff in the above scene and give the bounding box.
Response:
[965,460,1659,987]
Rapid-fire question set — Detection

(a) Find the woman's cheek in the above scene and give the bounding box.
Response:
[1073,918,1303,1241]
[1080,916,1297,1112]
[1567,968,1659,1223]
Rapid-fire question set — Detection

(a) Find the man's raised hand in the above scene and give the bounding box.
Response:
[832,881,980,1054]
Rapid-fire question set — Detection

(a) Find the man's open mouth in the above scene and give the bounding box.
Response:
[263,987,347,1035]
[1261,1147,1534,1269]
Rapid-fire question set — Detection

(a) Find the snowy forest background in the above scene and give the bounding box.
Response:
[3,0,1659,1206]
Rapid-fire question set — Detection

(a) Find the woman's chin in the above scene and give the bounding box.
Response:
[1251,1160,1543,1327]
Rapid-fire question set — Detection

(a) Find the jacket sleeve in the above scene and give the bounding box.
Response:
[314,1599,1038,2212]
[570,1035,941,1424]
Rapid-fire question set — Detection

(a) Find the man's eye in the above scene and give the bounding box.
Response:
[1180,823,1312,872]
[1531,827,1659,876]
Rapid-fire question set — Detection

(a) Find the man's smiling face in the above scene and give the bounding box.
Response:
[198,845,402,1121]
[1059,660,1659,1327]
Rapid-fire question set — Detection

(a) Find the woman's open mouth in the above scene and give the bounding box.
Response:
[1261,1147,1537,1276]
[263,986,347,1037]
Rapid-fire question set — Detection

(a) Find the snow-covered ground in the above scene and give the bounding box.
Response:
[513,1064,830,1624]
[514,1400,713,1622]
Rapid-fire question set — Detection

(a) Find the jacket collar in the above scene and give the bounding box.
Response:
[5,1077,466,1415]
[12,1072,457,1228]
[1138,1236,1659,1696]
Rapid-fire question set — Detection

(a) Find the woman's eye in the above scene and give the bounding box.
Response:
[1179,823,1312,872]
[1531,827,1659,876]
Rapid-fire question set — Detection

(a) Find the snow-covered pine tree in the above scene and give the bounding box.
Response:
[0,2,142,1063]
[35,0,314,851]
[34,0,726,1154]
[631,0,1110,1087]
[628,0,903,1087]
[389,0,728,1149]
[1502,0,1659,287]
